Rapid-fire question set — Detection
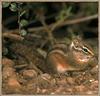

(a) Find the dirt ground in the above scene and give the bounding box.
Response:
[2,37,98,95]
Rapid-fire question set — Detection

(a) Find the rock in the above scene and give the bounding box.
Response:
[66,77,75,85]
[3,67,16,79]
[2,58,14,67]
[7,77,21,88]
[22,69,37,79]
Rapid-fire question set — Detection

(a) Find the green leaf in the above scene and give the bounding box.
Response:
[9,3,18,12]
[2,2,10,8]
[56,6,72,21]
[20,19,29,27]
[66,6,72,16]
[3,47,8,56]
[20,29,27,36]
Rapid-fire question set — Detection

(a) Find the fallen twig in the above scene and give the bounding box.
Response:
[29,14,98,32]
[3,32,24,41]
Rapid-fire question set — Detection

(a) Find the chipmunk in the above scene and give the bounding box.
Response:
[46,37,97,74]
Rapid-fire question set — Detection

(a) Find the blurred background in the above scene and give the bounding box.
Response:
[2,2,98,57]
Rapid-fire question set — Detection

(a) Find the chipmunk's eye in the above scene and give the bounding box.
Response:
[82,47,88,53]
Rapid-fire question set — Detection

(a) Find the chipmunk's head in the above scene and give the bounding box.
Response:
[70,37,95,66]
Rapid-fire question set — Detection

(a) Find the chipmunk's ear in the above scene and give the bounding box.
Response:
[72,35,82,41]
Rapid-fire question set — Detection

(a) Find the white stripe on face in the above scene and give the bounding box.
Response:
[70,42,82,51]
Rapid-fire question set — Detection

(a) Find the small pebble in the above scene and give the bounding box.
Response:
[75,85,87,92]
[3,67,16,79]
[66,77,75,85]
[22,69,37,79]
[89,79,94,82]
[41,73,52,80]
[2,58,14,67]
[8,77,21,88]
